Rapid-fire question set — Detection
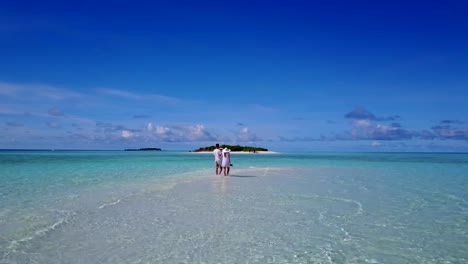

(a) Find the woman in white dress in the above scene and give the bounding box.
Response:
[221,148,231,176]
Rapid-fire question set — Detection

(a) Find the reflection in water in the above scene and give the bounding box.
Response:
[212,175,229,195]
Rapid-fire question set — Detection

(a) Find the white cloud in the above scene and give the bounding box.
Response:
[0,82,85,100]
[121,130,134,138]
[155,125,171,135]
[236,127,262,142]
[353,119,372,128]
[187,124,207,139]
[98,88,179,104]
[146,123,218,142]
[349,119,413,140]
[371,141,381,146]
[146,122,154,132]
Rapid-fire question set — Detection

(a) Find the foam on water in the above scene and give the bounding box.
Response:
[7,210,75,251]
[0,151,467,263]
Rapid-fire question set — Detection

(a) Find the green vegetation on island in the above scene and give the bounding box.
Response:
[124,148,162,151]
[193,145,268,152]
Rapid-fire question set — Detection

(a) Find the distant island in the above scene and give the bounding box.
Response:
[193,145,268,152]
[124,148,162,151]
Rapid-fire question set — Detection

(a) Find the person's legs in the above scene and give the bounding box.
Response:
[215,161,220,175]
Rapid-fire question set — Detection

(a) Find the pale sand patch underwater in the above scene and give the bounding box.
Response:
[2,164,466,263]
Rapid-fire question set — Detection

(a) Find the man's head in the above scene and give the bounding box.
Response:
[215,143,219,148]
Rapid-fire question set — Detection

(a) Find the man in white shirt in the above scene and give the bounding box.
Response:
[213,143,223,175]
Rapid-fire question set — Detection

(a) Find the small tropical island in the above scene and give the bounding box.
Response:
[124,148,162,151]
[193,145,268,152]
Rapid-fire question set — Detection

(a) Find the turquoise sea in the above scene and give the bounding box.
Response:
[0,151,467,263]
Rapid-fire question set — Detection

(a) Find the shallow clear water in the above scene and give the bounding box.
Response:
[0,151,467,263]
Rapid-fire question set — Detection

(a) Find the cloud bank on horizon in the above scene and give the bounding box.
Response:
[1,82,467,151]
[1,1,467,151]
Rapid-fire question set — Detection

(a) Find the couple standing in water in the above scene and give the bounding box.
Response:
[213,143,231,176]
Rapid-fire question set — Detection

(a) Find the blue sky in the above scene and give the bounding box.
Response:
[1,1,468,151]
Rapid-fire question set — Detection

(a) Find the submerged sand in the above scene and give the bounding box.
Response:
[3,163,466,263]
